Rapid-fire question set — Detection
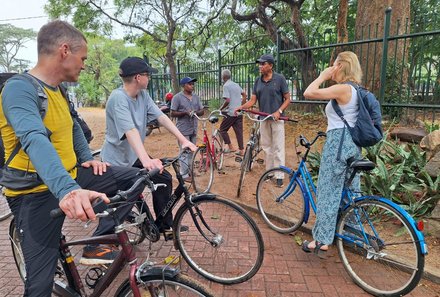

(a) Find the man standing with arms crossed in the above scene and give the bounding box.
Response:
[219,69,246,156]
[0,20,143,296]
[235,54,290,186]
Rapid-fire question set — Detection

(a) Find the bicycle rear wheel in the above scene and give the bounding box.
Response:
[0,193,12,221]
[9,218,26,281]
[191,146,214,193]
[115,273,214,297]
[212,131,224,171]
[236,145,251,197]
[256,167,305,233]
[174,195,264,284]
[336,199,424,296]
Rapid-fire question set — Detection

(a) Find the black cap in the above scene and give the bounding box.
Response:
[119,57,158,77]
[256,54,275,64]
[180,77,197,85]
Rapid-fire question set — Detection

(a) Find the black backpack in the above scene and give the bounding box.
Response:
[331,82,383,148]
[0,73,93,168]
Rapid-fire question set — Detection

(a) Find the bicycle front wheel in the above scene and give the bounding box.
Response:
[0,194,12,221]
[115,273,214,297]
[256,167,305,233]
[236,145,252,197]
[191,146,214,193]
[174,196,264,284]
[213,130,224,171]
[336,199,424,297]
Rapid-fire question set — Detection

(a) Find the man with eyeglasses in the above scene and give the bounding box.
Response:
[235,54,290,186]
[89,57,196,265]
[170,77,204,182]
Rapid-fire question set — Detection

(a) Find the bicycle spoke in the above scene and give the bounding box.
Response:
[336,200,424,296]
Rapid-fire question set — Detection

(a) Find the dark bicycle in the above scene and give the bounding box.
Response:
[236,109,297,197]
[10,169,215,296]
[122,153,264,284]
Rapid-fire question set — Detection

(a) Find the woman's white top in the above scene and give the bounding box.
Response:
[325,85,359,131]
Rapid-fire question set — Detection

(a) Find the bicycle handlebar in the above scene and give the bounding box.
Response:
[192,109,224,121]
[240,109,298,122]
[50,168,161,219]
[299,131,326,148]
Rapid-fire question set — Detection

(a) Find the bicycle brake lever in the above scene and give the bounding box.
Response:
[153,183,167,191]
[84,211,110,228]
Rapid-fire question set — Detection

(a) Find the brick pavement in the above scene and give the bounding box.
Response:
[0,203,439,297]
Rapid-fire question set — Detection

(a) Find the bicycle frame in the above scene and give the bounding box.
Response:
[277,140,427,255]
[144,158,225,248]
[56,228,140,297]
[194,110,224,170]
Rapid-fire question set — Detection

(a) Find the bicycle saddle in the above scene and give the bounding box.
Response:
[209,116,219,124]
[348,158,375,172]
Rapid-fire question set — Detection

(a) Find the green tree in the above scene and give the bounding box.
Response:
[46,0,228,93]
[74,36,142,106]
[0,24,36,72]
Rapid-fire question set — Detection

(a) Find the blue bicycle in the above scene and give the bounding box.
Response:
[256,132,427,297]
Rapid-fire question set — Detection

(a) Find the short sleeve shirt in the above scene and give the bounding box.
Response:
[171,91,203,136]
[223,80,243,116]
[252,72,289,114]
[101,88,162,167]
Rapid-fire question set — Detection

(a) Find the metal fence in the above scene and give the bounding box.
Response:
[150,8,440,122]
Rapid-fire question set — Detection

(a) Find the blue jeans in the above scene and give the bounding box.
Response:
[178,134,197,178]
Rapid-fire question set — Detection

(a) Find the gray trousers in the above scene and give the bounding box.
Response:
[312,128,361,245]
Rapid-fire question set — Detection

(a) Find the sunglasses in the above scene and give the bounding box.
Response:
[138,73,151,78]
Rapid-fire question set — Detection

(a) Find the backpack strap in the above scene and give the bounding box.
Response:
[2,73,51,168]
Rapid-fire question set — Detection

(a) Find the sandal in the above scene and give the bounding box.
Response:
[302,240,328,259]
[235,151,244,156]
[223,148,236,153]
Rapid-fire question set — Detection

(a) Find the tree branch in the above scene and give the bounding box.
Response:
[87,0,167,44]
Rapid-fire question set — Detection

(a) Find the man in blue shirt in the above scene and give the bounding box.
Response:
[170,77,204,181]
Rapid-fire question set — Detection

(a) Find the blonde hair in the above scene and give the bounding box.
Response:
[336,51,363,84]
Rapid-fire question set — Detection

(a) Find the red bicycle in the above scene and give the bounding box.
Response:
[190,109,225,193]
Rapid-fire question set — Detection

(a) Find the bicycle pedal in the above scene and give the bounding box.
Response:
[256,158,264,164]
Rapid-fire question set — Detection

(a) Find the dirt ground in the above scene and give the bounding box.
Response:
[79,107,439,278]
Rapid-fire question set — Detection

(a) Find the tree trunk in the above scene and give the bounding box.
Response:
[355,0,410,92]
[331,0,350,64]
[289,2,317,88]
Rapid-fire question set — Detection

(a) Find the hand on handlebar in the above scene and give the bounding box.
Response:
[181,139,197,152]
[142,158,164,173]
[188,110,195,118]
[59,189,110,221]
[272,110,281,121]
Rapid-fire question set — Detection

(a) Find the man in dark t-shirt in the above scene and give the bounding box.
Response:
[235,54,290,185]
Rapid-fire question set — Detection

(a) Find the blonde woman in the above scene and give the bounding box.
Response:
[302,51,363,257]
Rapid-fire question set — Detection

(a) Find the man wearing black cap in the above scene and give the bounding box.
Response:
[170,77,204,181]
[235,54,290,186]
[86,57,197,264]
